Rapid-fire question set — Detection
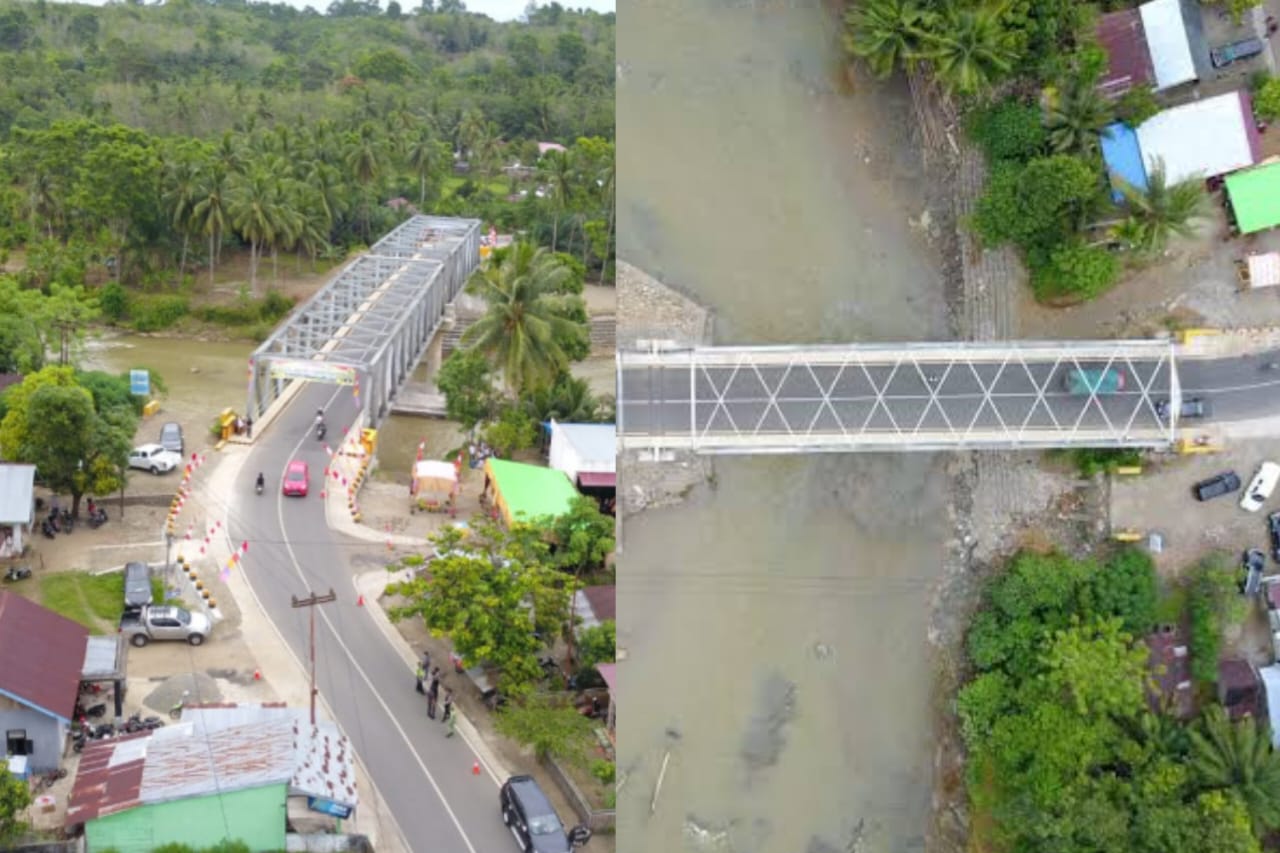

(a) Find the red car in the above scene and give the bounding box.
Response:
[282,460,309,497]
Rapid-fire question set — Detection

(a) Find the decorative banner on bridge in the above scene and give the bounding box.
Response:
[267,359,357,386]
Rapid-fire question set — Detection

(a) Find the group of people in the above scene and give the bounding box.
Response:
[232,415,253,437]
[414,652,454,732]
[466,440,495,470]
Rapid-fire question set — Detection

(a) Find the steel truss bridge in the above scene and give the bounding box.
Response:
[247,215,482,426]
[617,339,1182,453]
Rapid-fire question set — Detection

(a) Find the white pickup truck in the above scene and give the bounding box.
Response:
[120,605,211,647]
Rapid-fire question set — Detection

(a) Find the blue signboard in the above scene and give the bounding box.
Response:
[129,369,150,396]
[307,796,353,819]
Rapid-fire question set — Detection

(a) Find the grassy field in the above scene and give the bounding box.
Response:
[36,572,165,634]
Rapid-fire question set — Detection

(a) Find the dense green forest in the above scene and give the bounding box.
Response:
[0,0,615,309]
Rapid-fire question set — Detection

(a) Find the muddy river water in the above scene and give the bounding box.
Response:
[618,2,952,852]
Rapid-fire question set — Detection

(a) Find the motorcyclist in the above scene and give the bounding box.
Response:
[315,408,324,426]
[255,472,265,492]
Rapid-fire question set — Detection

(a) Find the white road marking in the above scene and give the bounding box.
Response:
[263,389,492,853]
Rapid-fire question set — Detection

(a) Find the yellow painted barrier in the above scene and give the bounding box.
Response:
[1177,439,1222,455]
[1177,328,1220,344]
[143,400,160,417]
[1114,466,1143,476]
[1113,530,1143,542]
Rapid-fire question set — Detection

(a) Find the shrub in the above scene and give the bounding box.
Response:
[1255,77,1280,123]
[1115,85,1160,126]
[1061,447,1141,478]
[550,252,586,294]
[259,289,294,321]
[130,295,189,331]
[98,281,128,322]
[590,759,615,784]
[965,99,1047,164]
[1028,241,1120,303]
[1187,555,1245,685]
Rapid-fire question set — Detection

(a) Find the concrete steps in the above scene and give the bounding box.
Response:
[442,314,616,360]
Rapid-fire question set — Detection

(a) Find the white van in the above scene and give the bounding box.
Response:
[1241,461,1280,512]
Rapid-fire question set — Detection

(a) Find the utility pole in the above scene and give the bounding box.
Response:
[292,589,337,725]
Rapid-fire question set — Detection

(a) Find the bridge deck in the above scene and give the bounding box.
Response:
[618,340,1179,452]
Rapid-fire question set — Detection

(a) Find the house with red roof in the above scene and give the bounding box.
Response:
[0,591,90,772]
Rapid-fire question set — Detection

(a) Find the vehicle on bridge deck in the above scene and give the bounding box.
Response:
[1156,397,1210,421]
[282,460,310,497]
[1063,367,1125,395]
[1241,461,1280,513]
[1193,471,1242,502]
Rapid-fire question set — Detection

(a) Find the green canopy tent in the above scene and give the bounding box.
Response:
[483,458,579,525]
[1226,161,1280,235]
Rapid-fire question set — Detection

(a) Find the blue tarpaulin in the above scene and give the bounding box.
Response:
[1101,122,1149,204]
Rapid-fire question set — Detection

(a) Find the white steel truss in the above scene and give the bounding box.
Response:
[248,215,482,425]
[617,340,1179,453]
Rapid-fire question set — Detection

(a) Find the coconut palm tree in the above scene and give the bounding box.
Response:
[843,0,937,79]
[1188,704,1280,835]
[162,152,202,287]
[922,1,1018,97]
[522,374,601,423]
[539,149,574,253]
[404,126,442,207]
[226,168,288,296]
[1045,79,1114,157]
[596,151,615,283]
[345,123,386,241]
[1111,160,1208,254]
[191,164,229,287]
[461,243,587,395]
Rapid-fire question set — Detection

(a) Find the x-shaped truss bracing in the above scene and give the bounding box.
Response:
[618,340,1178,453]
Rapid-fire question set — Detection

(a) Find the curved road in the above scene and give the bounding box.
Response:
[227,383,511,853]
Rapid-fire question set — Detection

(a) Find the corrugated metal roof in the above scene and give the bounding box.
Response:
[82,635,124,680]
[67,706,357,826]
[65,732,149,824]
[139,718,296,804]
[0,591,89,722]
[1140,0,1196,90]
[595,663,617,693]
[583,585,616,625]
[552,423,616,472]
[1101,122,1149,203]
[1096,9,1154,96]
[1260,665,1280,749]
[0,464,36,525]
[1136,92,1257,184]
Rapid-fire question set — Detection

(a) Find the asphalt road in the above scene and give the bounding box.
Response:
[228,383,512,853]
[619,358,1173,440]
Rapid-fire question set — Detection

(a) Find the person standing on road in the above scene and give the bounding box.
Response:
[421,651,431,675]
[441,688,454,724]
[427,670,441,719]
[414,662,426,694]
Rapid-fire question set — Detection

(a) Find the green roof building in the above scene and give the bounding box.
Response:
[1226,161,1280,235]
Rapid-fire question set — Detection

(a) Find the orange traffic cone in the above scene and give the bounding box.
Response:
[472,761,481,776]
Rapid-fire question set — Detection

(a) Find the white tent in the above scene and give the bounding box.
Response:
[548,421,616,487]
[1139,0,1196,90]
[1136,92,1258,185]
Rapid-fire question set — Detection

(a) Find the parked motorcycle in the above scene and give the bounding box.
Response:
[40,520,56,539]
[60,507,73,534]
[86,507,108,528]
[123,711,164,733]
[3,565,31,582]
